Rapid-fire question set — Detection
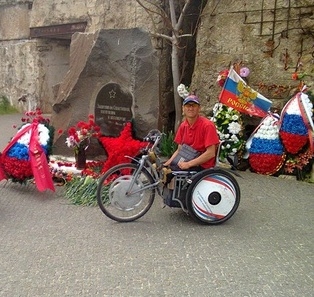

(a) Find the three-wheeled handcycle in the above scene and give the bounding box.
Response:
[96,129,241,225]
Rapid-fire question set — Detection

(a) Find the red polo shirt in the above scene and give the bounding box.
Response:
[174,116,220,169]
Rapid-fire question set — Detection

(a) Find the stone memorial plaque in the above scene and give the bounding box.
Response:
[95,82,133,136]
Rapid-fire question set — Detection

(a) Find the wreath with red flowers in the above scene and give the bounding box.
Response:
[0,109,54,184]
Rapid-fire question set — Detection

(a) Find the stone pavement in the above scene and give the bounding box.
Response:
[0,114,313,297]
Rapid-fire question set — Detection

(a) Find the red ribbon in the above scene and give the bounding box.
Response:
[29,122,55,192]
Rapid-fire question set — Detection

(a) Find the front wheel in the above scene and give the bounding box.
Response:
[97,163,155,222]
[186,168,240,225]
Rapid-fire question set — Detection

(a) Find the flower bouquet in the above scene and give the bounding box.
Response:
[65,115,101,152]
[211,103,245,163]
[0,108,55,190]
[61,115,101,169]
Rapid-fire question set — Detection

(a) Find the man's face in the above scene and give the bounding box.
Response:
[183,103,200,118]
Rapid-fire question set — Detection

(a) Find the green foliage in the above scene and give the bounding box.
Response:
[64,176,98,206]
[159,130,177,157]
[0,95,19,114]
[45,124,55,156]
[306,90,313,104]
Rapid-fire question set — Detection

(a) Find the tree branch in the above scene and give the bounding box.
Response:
[136,0,173,30]
[175,0,193,31]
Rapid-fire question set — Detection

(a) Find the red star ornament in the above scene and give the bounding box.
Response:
[98,122,148,173]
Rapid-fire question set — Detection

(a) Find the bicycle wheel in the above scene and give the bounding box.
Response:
[186,168,240,225]
[97,163,155,222]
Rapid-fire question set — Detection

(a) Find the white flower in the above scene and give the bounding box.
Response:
[285,97,301,115]
[228,122,242,134]
[16,123,50,147]
[254,115,280,140]
[38,124,50,146]
[66,135,77,148]
[231,115,239,121]
[17,124,31,146]
[301,93,313,118]
[231,134,239,142]
[213,103,223,114]
[224,133,230,139]
[177,84,189,99]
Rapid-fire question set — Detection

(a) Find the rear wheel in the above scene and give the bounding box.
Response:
[97,163,155,222]
[186,168,240,225]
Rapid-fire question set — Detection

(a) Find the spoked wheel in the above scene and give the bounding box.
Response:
[97,163,155,222]
[186,168,240,225]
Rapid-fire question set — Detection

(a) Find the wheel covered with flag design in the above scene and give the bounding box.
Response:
[185,168,240,225]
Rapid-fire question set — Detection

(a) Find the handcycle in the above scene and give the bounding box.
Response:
[96,129,241,225]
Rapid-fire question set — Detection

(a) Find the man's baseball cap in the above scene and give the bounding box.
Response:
[183,95,200,105]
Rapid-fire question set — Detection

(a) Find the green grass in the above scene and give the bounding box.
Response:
[0,95,19,114]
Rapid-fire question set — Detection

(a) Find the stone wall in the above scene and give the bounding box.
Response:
[192,0,314,114]
[30,0,159,31]
[0,0,313,119]
[0,0,161,113]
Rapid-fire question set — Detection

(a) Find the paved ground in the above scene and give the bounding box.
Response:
[0,113,313,297]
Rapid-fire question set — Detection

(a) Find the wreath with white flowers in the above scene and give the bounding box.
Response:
[211,103,245,162]
[247,114,286,175]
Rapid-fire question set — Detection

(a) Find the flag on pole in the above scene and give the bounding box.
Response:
[219,66,272,117]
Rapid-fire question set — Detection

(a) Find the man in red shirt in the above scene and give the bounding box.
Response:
[164,95,220,170]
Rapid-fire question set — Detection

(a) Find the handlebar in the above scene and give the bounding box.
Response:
[143,129,162,143]
[143,129,163,153]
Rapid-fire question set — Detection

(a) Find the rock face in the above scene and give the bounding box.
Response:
[1,0,313,135]
[51,28,159,156]
[192,0,314,112]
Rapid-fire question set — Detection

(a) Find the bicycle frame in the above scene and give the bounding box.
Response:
[124,134,163,197]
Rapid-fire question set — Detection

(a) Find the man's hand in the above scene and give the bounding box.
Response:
[178,161,191,170]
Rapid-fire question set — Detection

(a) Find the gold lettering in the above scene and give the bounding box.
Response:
[226,98,250,111]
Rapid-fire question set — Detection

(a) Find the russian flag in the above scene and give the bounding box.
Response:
[219,67,272,117]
